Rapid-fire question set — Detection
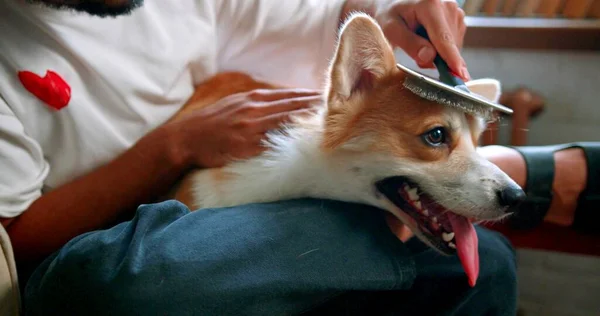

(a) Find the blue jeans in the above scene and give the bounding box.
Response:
[23,199,517,315]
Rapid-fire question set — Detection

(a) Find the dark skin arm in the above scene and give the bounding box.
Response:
[3,126,184,265]
[2,89,320,266]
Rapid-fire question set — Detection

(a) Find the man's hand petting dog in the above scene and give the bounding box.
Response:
[168,89,322,169]
[166,84,415,243]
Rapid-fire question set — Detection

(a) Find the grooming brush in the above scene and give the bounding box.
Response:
[399,25,513,120]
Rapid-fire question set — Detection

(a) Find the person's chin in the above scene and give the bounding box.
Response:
[27,0,145,18]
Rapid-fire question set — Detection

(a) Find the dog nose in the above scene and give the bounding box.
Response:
[497,186,526,209]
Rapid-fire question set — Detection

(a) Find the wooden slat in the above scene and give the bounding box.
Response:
[483,0,503,15]
[537,0,565,17]
[516,0,542,16]
[464,0,486,15]
[588,0,600,17]
[562,0,594,18]
[464,0,600,18]
[501,0,520,15]
[464,17,600,50]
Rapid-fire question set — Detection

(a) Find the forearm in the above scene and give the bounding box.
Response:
[6,125,188,264]
[478,145,587,227]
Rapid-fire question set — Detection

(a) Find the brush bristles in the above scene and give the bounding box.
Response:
[403,76,495,121]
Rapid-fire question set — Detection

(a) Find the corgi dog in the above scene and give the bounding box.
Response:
[169,13,526,287]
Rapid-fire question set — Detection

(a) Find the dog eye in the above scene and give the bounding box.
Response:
[422,127,447,146]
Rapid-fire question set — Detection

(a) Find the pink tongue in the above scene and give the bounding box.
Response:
[448,213,479,287]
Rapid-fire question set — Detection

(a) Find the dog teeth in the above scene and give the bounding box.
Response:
[422,209,429,216]
[448,242,456,249]
[407,188,419,201]
[442,232,455,242]
[414,201,422,209]
[432,216,438,223]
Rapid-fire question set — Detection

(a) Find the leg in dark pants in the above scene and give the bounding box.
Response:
[305,224,517,316]
[23,198,517,316]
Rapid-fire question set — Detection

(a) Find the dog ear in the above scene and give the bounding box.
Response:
[464,79,502,143]
[326,13,396,106]
[465,79,502,103]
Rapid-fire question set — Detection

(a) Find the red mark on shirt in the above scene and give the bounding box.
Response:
[18,70,71,111]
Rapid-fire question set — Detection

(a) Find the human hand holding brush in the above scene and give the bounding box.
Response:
[343,0,470,80]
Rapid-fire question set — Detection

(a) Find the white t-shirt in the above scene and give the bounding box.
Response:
[0,0,346,218]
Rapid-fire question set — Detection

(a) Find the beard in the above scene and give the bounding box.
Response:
[25,0,145,18]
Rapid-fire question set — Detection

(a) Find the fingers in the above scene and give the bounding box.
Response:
[231,94,320,120]
[380,15,437,69]
[240,108,316,159]
[397,223,414,242]
[254,108,316,133]
[415,0,469,80]
[384,213,415,242]
[441,0,467,50]
[236,108,315,161]
[222,90,321,118]
[255,95,322,116]
[214,89,321,117]
[452,4,467,49]
[247,88,321,102]
[387,0,470,79]
[244,138,270,158]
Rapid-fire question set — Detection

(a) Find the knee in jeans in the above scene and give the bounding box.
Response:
[477,228,518,290]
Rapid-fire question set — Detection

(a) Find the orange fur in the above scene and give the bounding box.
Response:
[323,70,457,162]
[169,72,285,209]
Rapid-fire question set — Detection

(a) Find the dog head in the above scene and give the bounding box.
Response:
[320,13,525,261]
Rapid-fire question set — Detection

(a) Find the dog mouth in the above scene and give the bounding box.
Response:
[375,176,480,287]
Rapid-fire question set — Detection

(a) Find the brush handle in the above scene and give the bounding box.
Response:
[415,25,466,87]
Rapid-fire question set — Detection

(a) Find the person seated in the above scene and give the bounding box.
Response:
[1,0,597,315]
